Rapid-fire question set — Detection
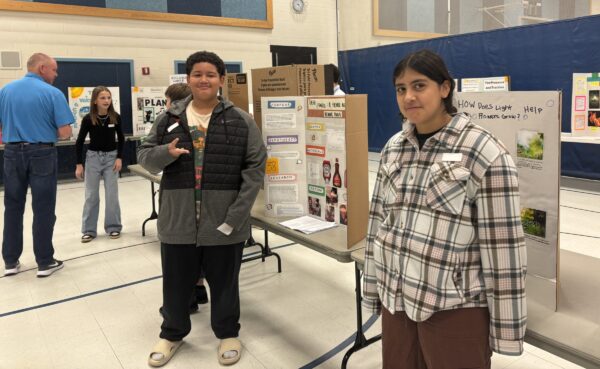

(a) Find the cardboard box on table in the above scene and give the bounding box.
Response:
[222,73,250,114]
[262,94,369,248]
[252,64,334,129]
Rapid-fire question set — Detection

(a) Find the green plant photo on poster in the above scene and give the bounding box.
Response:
[517,130,544,160]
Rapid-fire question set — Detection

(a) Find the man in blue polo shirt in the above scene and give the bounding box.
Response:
[0,52,73,277]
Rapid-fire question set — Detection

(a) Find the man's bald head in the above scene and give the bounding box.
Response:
[27,53,58,84]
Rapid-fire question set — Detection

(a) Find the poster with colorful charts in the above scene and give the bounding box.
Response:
[68,87,120,139]
[571,73,600,136]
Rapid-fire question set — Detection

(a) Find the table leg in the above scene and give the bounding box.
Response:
[341,262,382,368]
[142,181,158,236]
[242,229,282,273]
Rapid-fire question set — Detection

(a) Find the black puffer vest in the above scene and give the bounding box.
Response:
[156,102,249,192]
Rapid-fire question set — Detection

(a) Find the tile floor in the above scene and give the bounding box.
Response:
[0,153,595,368]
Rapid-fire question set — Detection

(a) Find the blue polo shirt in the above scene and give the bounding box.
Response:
[0,72,73,143]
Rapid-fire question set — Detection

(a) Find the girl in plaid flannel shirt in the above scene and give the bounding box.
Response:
[363,49,527,368]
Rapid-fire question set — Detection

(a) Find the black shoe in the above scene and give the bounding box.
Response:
[195,285,209,305]
[37,259,64,278]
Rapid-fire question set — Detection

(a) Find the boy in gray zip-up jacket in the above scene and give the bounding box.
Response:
[138,51,266,367]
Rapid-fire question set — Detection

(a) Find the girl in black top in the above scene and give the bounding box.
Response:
[75,86,124,242]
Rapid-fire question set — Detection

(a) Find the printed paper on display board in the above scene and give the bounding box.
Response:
[456,91,561,311]
[306,96,348,226]
[262,96,308,217]
[131,86,167,136]
[571,73,600,136]
[68,86,120,139]
[261,94,369,248]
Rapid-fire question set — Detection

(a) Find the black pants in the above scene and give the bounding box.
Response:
[159,242,244,341]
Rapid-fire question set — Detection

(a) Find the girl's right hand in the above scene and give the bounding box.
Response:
[75,164,84,180]
[168,138,190,158]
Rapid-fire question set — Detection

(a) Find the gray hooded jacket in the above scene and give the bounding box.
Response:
[137,96,266,246]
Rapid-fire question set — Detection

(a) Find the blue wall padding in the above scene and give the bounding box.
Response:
[339,14,600,179]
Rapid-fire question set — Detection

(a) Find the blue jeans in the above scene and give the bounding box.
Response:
[81,150,122,237]
[2,144,57,267]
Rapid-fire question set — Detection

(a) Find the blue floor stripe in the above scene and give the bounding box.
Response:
[0,275,162,318]
[299,314,380,369]
[0,242,296,318]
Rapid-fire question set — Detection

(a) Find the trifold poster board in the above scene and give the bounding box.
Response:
[131,87,167,136]
[68,87,120,139]
[262,95,369,248]
[252,64,334,129]
[571,73,600,136]
[456,91,561,311]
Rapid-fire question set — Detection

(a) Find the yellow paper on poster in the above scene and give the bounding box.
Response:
[574,77,587,95]
[266,157,279,175]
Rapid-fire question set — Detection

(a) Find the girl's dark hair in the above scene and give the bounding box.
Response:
[392,49,457,114]
[185,51,226,76]
[90,86,118,126]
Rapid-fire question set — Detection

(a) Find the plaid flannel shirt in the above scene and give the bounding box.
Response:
[362,113,527,355]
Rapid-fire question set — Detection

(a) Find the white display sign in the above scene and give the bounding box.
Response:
[456,91,561,311]
[68,86,120,139]
[131,86,167,136]
[169,74,187,85]
[461,76,510,92]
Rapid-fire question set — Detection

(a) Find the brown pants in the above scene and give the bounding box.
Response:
[382,307,492,369]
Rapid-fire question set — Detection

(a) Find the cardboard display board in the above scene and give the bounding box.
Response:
[223,73,250,114]
[262,94,369,248]
[131,86,167,137]
[251,64,334,129]
[571,73,600,136]
[456,91,561,311]
[68,86,120,139]
[262,96,308,217]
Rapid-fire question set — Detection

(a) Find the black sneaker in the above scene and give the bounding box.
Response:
[37,259,64,278]
[4,261,21,276]
[196,285,209,305]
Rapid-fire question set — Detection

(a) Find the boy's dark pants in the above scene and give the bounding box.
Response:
[382,307,492,369]
[159,242,244,341]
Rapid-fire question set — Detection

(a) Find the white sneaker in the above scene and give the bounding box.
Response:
[4,261,21,276]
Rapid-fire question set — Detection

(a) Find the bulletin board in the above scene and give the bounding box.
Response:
[0,0,273,29]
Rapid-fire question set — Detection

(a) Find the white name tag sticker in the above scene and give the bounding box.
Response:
[167,123,179,132]
[442,153,462,162]
[108,124,115,128]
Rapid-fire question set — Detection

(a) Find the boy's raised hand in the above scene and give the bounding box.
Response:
[168,137,190,158]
